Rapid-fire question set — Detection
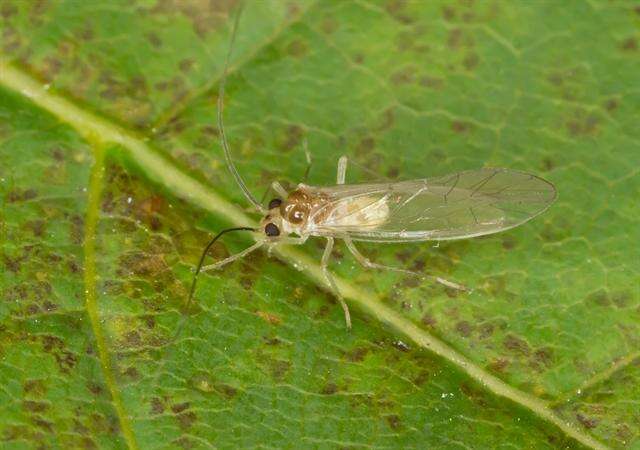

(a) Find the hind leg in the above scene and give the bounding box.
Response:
[321,237,351,329]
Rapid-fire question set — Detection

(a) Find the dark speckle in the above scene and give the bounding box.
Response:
[611,290,631,308]
[171,402,190,414]
[533,347,554,368]
[321,382,338,395]
[385,414,401,430]
[281,124,303,151]
[442,5,456,21]
[448,28,463,49]
[1,3,18,18]
[178,58,194,73]
[357,136,376,155]
[421,313,437,328]
[22,400,49,413]
[377,108,396,131]
[321,17,337,34]
[451,121,472,133]
[586,289,610,307]
[604,98,619,111]
[387,166,399,179]
[287,39,308,58]
[420,76,445,89]
[215,383,238,400]
[504,334,531,356]
[345,346,369,362]
[478,323,494,339]
[391,66,416,85]
[576,413,598,429]
[23,379,47,396]
[455,320,473,337]
[150,398,164,415]
[566,112,600,136]
[501,234,517,250]
[621,37,637,52]
[176,411,197,430]
[463,52,479,70]
[488,358,509,373]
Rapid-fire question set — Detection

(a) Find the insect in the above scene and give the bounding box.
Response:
[187,10,557,330]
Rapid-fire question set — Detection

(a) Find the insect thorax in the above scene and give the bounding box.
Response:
[280,187,326,232]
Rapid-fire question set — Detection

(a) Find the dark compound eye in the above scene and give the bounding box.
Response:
[264,223,280,237]
[268,198,282,209]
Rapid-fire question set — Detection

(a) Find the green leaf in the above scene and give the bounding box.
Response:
[1,1,638,449]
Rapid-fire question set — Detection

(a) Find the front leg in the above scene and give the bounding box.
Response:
[336,155,348,185]
[322,237,352,329]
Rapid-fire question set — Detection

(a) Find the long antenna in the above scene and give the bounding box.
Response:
[218,6,266,213]
[172,226,256,342]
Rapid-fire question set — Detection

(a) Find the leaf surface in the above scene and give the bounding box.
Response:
[1,1,639,449]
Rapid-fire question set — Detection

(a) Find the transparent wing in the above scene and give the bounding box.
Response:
[308,168,557,242]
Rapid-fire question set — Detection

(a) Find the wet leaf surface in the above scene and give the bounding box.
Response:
[1,1,639,449]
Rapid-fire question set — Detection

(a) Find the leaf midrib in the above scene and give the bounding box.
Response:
[0,60,608,450]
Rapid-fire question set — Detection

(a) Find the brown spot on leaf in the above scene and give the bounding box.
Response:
[488,358,509,372]
[22,400,49,413]
[586,289,610,307]
[150,398,164,415]
[504,334,531,356]
[385,414,401,430]
[442,5,456,21]
[612,290,631,308]
[455,320,473,337]
[620,37,637,52]
[448,28,463,49]
[576,413,598,429]
[478,323,494,339]
[533,347,554,368]
[287,39,308,58]
[463,52,479,70]
[391,66,415,85]
[215,383,238,400]
[566,111,600,136]
[171,402,190,414]
[421,313,437,328]
[1,2,18,18]
[256,310,281,325]
[420,76,445,89]
[177,411,197,430]
[501,234,517,250]
[321,17,337,34]
[377,107,395,131]
[6,188,37,203]
[451,121,472,133]
[459,382,488,407]
[345,346,369,362]
[178,58,194,73]
[321,382,338,395]
[23,379,46,396]
[281,124,303,151]
[604,98,619,111]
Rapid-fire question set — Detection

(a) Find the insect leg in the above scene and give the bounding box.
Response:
[343,237,469,292]
[343,236,416,275]
[336,156,348,185]
[201,241,264,272]
[321,237,352,329]
[271,181,288,198]
[302,138,312,183]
